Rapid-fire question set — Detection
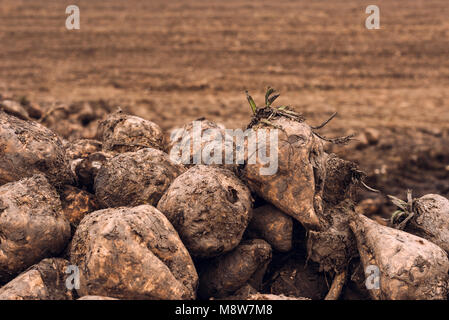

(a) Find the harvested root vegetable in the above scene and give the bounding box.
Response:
[247,294,309,300]
[198,239,272,299]
[242,108,326,230]
[168,118,235,171]
[40,101,110,140]
[0,258,73,300]
[0,175,71,283]
[70,205,198,300]
[268,254,328,300]
[0,99,30,120]
[65,139,107,190]
[98,109,165,153]
[59,185,99,230]
[72,151,112,190]
[0,111,74,186]
[350,214,449,300]
[94,148,185,208]
[248,204,293,252]
[307,200,358,273]
[404,194,449,254]
[322,154,359,206]
[157,165,252,257]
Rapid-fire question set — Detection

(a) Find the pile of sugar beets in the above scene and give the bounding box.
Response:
[0,89,448,300]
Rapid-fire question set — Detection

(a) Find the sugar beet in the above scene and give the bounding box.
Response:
[0,175,71,283]
[70,205,198,300]
[94,148,185,208]
[0,111,74,186]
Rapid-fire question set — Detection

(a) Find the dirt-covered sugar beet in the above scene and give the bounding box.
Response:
[243,114,326,231]
[267,253,328,300]
[94,148,185,208]
[78,295,118,300]
[168,118,236,171]
[40,101,111,141]
[98,109,165,153]
[350,214,449,300]
[157,165,253,258]
[322,154,360,206]
[70,205,198,300]
[404,194,449,254]
[0,258,73,300]
[59,185,99,231]
[0,111,74,186]
[198,239,272,299]
[0,175,71,284]
[306,200,358,274]
[247,204,293,252]
[65,139,103,160]
[65,139,110,190]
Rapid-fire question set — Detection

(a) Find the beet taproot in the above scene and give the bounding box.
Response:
[322,154,359,206]
[65,139,103,160]
[307,200,358,273]
[404,194,449,254]
[94,148,185,208]
[157,165,252,258]
[268,253,328,300]
[40,101,110,140]
[70,205,198,300]
[72,151,112,190]
[65,139,109,189]
[243,116,326,231]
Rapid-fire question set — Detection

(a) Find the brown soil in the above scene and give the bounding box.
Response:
[1,0,448,211]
